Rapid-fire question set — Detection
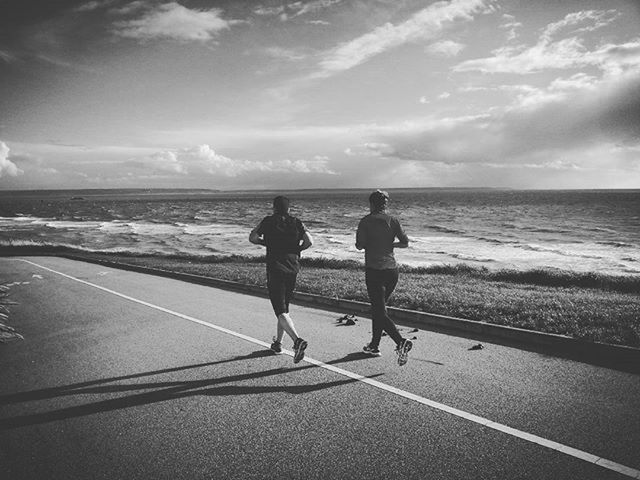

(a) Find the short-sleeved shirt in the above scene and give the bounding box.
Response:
[255,214,307,274]
[356,212,408,270]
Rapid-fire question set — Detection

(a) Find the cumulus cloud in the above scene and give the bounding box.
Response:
[426,40,465,57]
[344,142,396,158]
[454,10,638,75]
[113,2,239,42]
[0,142,23,178]
[134,144,335,177]
[314,0,494,78]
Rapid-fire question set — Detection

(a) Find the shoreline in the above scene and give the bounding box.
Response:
[2,245,639,349]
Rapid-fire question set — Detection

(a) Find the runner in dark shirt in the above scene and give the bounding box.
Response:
[356,190,413,366]
[250,196,313,363]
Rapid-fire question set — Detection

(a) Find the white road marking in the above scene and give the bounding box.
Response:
[19,259,640,480]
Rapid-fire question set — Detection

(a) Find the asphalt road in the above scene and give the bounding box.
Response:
[1,256,639,480]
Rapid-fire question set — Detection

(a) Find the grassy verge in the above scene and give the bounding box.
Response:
[51,251,640,349]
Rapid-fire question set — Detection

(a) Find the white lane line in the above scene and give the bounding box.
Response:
[19,259,640,480]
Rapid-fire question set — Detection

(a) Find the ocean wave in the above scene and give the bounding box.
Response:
[519,244,604,260]
[182,224,220,235]
[586,226,620,234]
[45,220,103,230]
[99,221,134,233]
[0,239,147,255]
[449,253,495,263]
[429,225,466,235]
[304,220,327,226]
[523,227,573,234]
[128,222,180,236]
[0,215,50,223]
[471,235,519,245]
[597,241,636,248]
[326,236,349,245]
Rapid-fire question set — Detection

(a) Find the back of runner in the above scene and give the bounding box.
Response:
[250,196,313,363]
[356,189,413,366]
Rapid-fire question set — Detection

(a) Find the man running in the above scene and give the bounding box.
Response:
[356,189,413,366]
[250,196,313,363]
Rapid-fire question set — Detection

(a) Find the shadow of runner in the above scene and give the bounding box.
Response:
[0,350,274,405]
[0,350,383,430]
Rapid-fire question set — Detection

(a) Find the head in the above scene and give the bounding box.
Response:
[273,195,290,215]
[369,189,389,213]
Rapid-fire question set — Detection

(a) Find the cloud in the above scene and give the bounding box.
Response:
[0,142,24,178]
[288,0,343,18]
[134,145,336,177]
[0,49,16,63]
[541,9,618,40]
[113,2,239,42]
[454,10,639,75]
[109,1,150,15]
[499,13,522,42]
[74,0,119,12]
[345,142,396,157]
[426,39,465,57]
[254,0,342,21]
[254,5,286,17]
[370,72,640,168]
[264,47,308,61]
[313,0,494,78]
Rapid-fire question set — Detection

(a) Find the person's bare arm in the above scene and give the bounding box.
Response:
[300,231,313,251]
[355,221,366,250]
[393,219,409,249]
[249,227,265,246]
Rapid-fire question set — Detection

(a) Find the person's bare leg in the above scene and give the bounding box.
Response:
[277,313,299,342]
[275,322,285,343]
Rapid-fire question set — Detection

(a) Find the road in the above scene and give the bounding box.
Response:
[1,256,639,480]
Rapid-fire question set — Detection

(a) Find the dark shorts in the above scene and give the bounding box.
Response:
[267,268,297,316]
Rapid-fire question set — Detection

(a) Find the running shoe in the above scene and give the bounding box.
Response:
[270,337,283,354]
[362,344,382,356]
[395,339,413,366]
[293,338,308,364]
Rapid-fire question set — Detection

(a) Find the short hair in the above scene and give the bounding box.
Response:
[369,189,389,211]
[273,195,290,214]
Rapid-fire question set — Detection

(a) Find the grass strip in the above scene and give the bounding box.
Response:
[48,250,639,349]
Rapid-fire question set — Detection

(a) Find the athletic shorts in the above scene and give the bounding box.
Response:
[267,268,297,316]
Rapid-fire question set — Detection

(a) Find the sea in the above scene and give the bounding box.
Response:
[1,188,639,276]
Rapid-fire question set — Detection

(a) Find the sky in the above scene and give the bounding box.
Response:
[1,0,639,190]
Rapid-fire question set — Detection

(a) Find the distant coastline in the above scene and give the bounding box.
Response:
[0,188,221,198]
[1,186,639,197]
